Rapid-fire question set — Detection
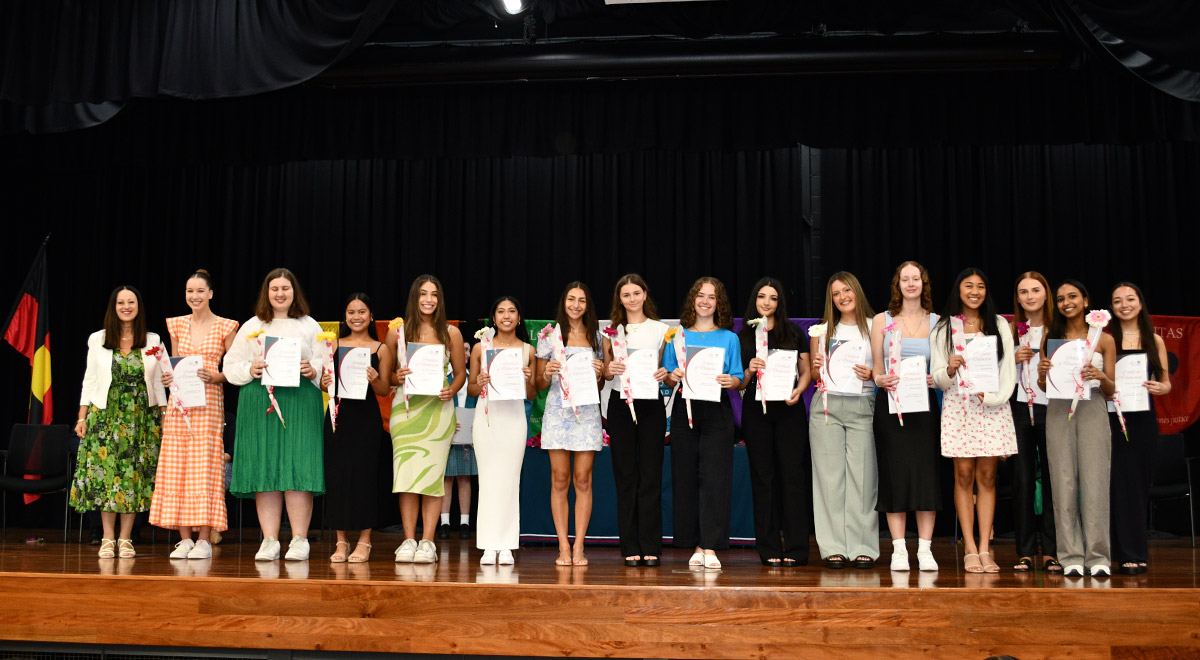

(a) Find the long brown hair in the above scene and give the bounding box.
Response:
[254,268,310,323]
[679,276,733,331]
[404,274,451,348]
[887,261,933,315]
[609,273,660,328]
[102,286,147,350]
[1012,271,1054,327]
[820,271,873,352]
[554,281,601,352]
[1107,281,1164,381]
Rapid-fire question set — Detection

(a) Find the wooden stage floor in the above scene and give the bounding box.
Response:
[0,530,1198,660]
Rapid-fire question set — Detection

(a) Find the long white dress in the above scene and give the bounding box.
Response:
[473,344,531,551]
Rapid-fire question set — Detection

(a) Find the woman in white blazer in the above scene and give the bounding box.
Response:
[71,286,168,559]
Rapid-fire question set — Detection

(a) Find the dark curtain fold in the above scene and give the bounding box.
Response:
[0,0,395,133]
[822,143,1200,315]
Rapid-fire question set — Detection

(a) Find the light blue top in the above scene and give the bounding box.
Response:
[883,312,938,372]
[662,328,743,378]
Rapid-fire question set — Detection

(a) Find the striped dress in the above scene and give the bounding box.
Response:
[391,350,455,496]
[149,315,238,531]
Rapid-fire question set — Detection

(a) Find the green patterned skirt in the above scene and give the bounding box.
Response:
[230,380,324,497]
[390,394,455,496]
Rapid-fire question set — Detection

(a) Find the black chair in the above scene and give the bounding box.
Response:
[0,424,78,541]
[1148,433,1196,547]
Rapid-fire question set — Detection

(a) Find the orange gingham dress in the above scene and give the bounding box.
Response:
[149,315,239,531]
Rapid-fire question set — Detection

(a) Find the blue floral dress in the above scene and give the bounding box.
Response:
[537,334,603,451]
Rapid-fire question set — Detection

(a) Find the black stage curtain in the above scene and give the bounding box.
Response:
[822,143,1200,316]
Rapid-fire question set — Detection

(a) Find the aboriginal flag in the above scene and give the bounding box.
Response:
[4,243,52,424]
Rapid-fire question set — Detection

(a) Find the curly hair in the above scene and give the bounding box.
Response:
[887,261,933,315]
[679,276,733,330]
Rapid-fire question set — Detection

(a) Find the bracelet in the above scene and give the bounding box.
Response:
[77,418,85,423]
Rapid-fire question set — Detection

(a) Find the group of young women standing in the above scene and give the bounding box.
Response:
[69,266,1170,576]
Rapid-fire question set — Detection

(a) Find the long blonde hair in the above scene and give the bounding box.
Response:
[821,271,873,352]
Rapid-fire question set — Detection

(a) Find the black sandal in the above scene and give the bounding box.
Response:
[1013,557,1034,572]
[824,554,847,569]
[1043,557,1063,573]
[852,555,875,569]
[761,557,783,566]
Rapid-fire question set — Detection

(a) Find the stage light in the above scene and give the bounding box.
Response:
[503,0,523,14]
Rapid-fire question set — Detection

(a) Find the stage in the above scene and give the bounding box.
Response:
[0,531,1197,660]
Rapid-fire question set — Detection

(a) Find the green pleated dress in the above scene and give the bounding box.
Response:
[230,380,325,497]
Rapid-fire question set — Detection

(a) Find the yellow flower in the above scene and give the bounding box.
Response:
[132,472,140,482]
[246,329,265,340]
[97,446,108,461]
[388,317,404,330]
[70,487,77,500]
[664,327,678,342]
[316,331,338,343]
[112,476,121,486]
[114,492,126,504]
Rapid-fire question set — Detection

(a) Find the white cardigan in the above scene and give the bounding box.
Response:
[78,330,169,409]
[930,315,1016,407]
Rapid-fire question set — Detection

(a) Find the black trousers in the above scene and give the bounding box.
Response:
[742,398,811,563]
[1011,401,1057,558]
[670,398,734,550]
[607,390,666,557]
[1110,408,1157,564]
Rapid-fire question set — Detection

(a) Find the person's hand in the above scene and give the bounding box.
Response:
[1037,357,1052,379]
[853,364,872,381]
[811,354,824,371]
[653,367,669,383]
[300,360,315,380]
[366,366,379,382]
[320,372,333,390]
[395,366,412,386]
[478,371,492,388]
[1081,364,1106,383]
[607,361,626,377]
[785,386,803,406]
[1144,380,1170,396]
[74,418,86,439]
[197,368,214,384]
[251,359,266,379]
[1014,345,1034,363]
[161,371,174,387]
[543,360,562,380]
[748,357,767,372]
[438,386,454,402]
[522,366,533,383]
[976,393,985,404]
[716,373,738,389]
[947,354,966,377]
[926,374,934,388]
[875,373,900,391]
[592,359,604,378]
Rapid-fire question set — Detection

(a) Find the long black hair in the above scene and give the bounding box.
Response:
[1045,279,1090,341]
[934,267,1004,359]
[485,295,531,344]
[1107,281,1163,381]
[339,292,378,339]
[739,276,803,350]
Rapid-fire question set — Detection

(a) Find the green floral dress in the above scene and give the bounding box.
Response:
[70,351,162,513]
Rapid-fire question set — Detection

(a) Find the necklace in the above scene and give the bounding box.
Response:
[898,313,926,337]
[1122,331,1139,335]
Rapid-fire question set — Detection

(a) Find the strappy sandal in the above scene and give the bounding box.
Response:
[980,551,1000,573]
[330,541,350,563]
[117,538,136,559]
[1042,557,1063,573]
[824,554,847,569]
[964,553,984,573]
[98,538,116,559]
[348,542,372,563]
[852,555,875,569]
[1013,556,1034,572]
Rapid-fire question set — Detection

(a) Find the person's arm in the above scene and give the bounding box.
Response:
[1095,334,1117,397]
[930,324,954,391]
[207,320,239,385]
[372,343,394,397]
[222,321,255,386]
[443,326,466,400]
[467,343,484,398]
[982,318,1016,406]
[716,331,743,390]
[1148,334,1172,396]
[869,313,896,389]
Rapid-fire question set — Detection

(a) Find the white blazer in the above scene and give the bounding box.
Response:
[78,330,169,409]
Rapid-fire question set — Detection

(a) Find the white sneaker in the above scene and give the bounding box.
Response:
[413,539,438,564]
[394,538,417,563]
[480,549,498,565]
[284,537,310,561]
[498,549,515,565]
[255,537,280,561]
[890,552,910,571]
[917,550,938,571]
[188,539,213,559]
[1089,565,1111,577]
[170,538,195,559]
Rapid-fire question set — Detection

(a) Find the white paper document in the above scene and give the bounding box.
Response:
[560,351,601,406]
[170,356,207,407]
[405,343,446,396]
[963,335,999,394]
[888,355,930,414]
[1108,353,1150,413]
[681,346,724,402]
[624,347,661,400]
[336,346,372,400]
[825,339,867,395]
[486,348,526,401]
[756,349,798,401]
[261,336,301,387]
[1045,339,1089,401]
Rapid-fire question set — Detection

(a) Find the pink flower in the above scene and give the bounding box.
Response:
[602,326,617,337]
[1015,321,1030,337]
[882,322,897,333]
[537,324,553,340]
[1086,309,1112,328]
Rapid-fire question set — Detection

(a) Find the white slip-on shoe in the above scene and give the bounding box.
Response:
[284,537,310,561]
[170,538,195,559]
[498,549,515,565]
[188,539,213,559]
[480,549,498,565]
[255,537,281,561]
[413,539,438,564]
[394,538,417,563]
